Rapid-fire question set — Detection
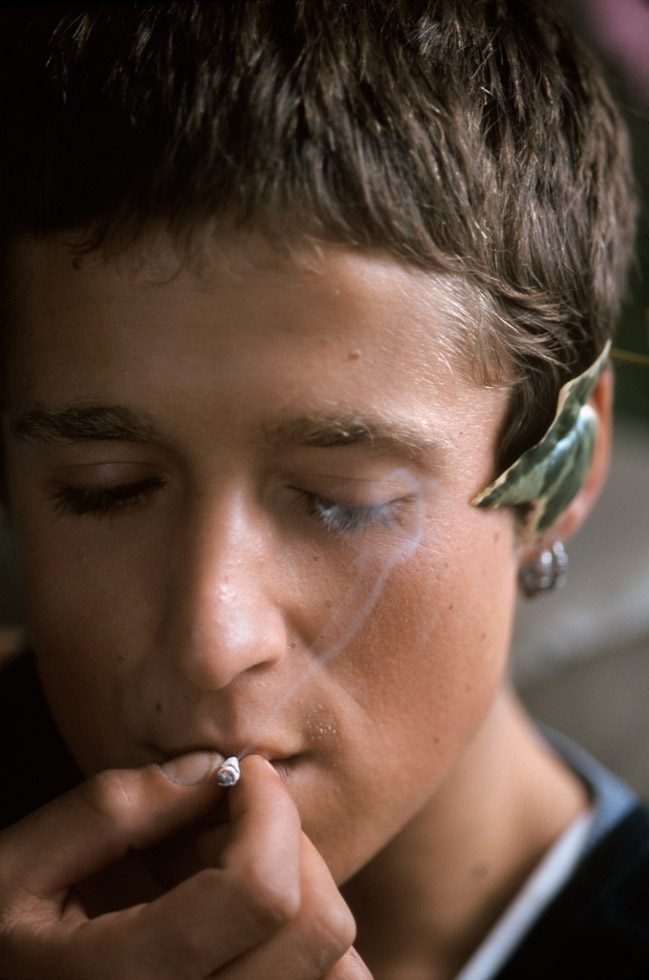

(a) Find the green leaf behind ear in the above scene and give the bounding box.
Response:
[471,342,609,540]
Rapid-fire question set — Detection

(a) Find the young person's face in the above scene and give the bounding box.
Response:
[3,232,519,882]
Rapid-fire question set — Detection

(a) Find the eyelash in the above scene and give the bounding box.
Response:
[299,491,404,534]
[51,478,167,516]
[50,480,406,534]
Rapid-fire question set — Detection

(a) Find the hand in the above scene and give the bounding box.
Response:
[0,754,372,979]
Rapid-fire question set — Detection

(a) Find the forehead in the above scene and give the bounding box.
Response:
[6,231,477,372]
[3,231,507,464]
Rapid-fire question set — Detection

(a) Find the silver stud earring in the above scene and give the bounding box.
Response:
[518,541,568,598]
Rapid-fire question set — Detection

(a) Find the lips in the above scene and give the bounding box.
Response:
[154,742,305,775]
[267,754,305,782]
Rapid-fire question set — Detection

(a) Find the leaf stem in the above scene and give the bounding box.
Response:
[611,347,649,367]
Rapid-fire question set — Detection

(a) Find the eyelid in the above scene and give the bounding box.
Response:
[284,469,418,505]
[50,476,167,517]
[298,489,414,536]
[51,461,163,485]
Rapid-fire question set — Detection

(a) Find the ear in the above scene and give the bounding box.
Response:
[520,365,613,559]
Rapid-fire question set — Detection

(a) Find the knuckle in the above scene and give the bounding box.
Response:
[81,769,140,826]
[308,899,357,961]
[158,915,209,966]
[0,915,49,980]
[0,888,37,927]
[229,862,300,928]
[0,911,20,951]
[324,947,372,980]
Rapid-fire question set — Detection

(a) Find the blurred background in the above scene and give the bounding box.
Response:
[517,0,649,799]
[0,0,648,796]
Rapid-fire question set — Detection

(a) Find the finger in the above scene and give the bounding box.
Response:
[215,833,357,980]
[194,755,302,876]
[0,751,222,903]
[128,755,303,974]
[323,947,374,980]
[222,755,302,898]
[0,754,304,980]
[76,849,165,918]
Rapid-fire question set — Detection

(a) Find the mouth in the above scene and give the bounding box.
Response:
[266,754,304,782]
[155,744,306,783]
[229,750,308,784]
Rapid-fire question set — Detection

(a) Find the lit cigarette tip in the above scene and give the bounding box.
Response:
[216,756,241,787]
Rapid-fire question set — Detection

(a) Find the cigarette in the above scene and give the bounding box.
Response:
[216,756,241,787]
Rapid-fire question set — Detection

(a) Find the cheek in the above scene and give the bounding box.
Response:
[331,511,518,782]
[296,514,518,881]
[17,520,150,772]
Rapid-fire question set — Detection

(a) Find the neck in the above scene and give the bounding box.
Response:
[343,686,589,980]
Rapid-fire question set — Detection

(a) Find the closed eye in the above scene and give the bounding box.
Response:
[299,490,406,534]
[50,477,167,517]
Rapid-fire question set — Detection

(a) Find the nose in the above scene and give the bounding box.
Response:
[158,491,287,691]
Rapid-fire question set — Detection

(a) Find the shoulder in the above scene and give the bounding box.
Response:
[497,803,649,979]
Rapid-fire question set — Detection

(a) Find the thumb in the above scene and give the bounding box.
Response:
[0,751,223,905]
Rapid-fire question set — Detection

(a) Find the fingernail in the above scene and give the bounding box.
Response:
[160,751,219,785]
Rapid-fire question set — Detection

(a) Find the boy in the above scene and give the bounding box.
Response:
[0,2,645,977]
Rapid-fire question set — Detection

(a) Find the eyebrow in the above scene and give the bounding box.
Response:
[11,405,163,444]
[260,414,450,461]
[10,404,449,462]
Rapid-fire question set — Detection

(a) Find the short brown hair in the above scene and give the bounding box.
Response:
[0,1,637,469]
